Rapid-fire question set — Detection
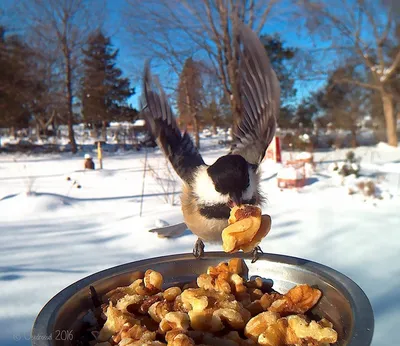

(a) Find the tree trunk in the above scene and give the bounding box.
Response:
[101,120,107,141]
[212,116,217,135]
[193,114,200,149]
[229,96,241,134]
[90,128,97,139]
[51,115,58,137]
[381,92,398,147]
[64,48,77,153]
[36,121,41,141]
[350,126,358,148]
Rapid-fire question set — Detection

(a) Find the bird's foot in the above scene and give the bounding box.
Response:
[193,238,205,259]
[251,246,264,263]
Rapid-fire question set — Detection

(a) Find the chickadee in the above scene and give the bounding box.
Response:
[142,22,280,260]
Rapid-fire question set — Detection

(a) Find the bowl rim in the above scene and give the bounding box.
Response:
[31,252,374,346]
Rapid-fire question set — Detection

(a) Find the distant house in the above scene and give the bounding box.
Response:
[108,119,146,132]
[132,119,147,132]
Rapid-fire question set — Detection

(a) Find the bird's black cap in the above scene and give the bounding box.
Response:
[207,155,250,204]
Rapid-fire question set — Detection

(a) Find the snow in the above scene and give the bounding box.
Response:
[296,152,312,160]
[304,162,314,177]
[376,141,400,152]
[155,219,169,228]
[0,139,400,346]
[109,121,135,127]
[277,166,305,180]
[133,119,146,127]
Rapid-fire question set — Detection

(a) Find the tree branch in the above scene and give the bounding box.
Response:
[203,0,231,97]
[359,0,385,70]
[247,0,255,28]
[255,0,277,34]
[381,49,400,82]
[335,78,381,91]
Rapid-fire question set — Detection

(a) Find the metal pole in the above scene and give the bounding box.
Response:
[139,149,148,217]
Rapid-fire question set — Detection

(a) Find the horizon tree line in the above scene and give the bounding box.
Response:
[0,0,399,149]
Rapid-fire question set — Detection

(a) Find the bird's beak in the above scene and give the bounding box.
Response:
[229,193,242,207]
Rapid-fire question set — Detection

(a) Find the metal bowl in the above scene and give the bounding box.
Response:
[32,252,374,346]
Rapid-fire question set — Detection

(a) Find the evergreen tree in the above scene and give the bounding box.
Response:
[278,105,296,129]
[0,29,26,129]
[81,30,134,135]
[262,34,297,102]
[261,34,297,128]
[177,57,203,148]
[0,27,45,132]
[321,66,367,147]
[294,92,321,129]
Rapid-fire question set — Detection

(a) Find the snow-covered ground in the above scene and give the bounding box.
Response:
[1,136,400,346]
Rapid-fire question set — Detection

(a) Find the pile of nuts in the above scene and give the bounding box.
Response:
[88,259,337,346]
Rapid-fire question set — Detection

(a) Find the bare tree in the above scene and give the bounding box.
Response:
[298,0,400,147]
[17,0,104,153]
[124,0,280,130]
[27,36,61,139]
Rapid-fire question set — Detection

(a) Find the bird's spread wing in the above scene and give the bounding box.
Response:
[230,22,281,166]
[142,62,205,183]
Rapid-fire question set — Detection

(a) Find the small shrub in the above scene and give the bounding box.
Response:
[338,150,361,177]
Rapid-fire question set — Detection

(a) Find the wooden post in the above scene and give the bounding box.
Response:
[97,141,103,169]
[275,136,282,163]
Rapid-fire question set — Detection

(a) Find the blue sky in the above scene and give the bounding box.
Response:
[101,0,328,109]
[1,0,327,110]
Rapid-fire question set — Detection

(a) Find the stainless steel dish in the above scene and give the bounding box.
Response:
[32,252,374,346]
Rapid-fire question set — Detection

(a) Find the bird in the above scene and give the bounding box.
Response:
[142,21,280,261]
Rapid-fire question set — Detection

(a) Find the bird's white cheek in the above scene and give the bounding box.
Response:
[243,185,256,200]
[193,167,229,205]
[243,169,257,200]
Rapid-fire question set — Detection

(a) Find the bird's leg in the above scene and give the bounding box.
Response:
[193,238,205,258]
[89,285,101,309]
[251,246,264,263]
[89,285,103,327]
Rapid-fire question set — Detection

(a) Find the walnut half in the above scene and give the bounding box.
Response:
[268,285,322,315]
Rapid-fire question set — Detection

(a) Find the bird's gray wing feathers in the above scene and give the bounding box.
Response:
[143,62,205,183]
[230,22,281,165]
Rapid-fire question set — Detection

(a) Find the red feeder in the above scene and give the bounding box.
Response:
[264,136,282,163]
